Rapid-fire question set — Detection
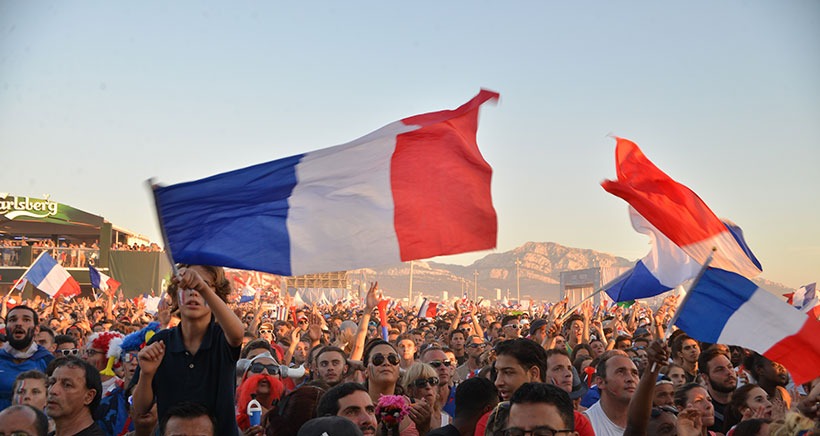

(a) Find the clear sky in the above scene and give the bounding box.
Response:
[2,1,818,289]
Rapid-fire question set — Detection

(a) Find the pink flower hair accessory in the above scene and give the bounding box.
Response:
[375,395,410,427]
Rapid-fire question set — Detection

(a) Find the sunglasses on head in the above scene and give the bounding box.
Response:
[370,353,400,366]
[60,348,80,356]
[249,362,280,375]
[412,377,439,388]
[428,360,452,368]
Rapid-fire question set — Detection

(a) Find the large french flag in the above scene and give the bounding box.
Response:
[601,138,762,278]
[676,268,820,384]
[154,90,499,276]
[26,253,82,298]
[89,265,121,293]
[605,207,702,301]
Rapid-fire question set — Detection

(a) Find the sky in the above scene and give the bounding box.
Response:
[1,1,818,289]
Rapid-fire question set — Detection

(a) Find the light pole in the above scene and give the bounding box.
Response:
[515,258,521,303]
[473,270,478,302]
[408,261,414,304]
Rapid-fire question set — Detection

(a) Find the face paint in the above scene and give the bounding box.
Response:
[15,380,25,404]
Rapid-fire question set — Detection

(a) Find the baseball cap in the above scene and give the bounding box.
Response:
[529,319,548,336]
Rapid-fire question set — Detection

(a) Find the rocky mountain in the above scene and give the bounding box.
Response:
[349,242,633,302]
[348,241,794,303]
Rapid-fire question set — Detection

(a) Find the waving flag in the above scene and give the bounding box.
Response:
[238,285,257,303]
[675,268,820,384]
[792,283,820,319]
[606,207,702,301]
[153,90,499,276]
[89,265,121,293]
[601,138,762,278]
[417,298,438,319]
[26,253,81,298]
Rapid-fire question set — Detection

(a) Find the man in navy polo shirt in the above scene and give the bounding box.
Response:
[132,265,245,436]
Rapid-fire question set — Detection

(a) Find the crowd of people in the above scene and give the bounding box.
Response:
[0,238,163,268]
[0,264,817,436]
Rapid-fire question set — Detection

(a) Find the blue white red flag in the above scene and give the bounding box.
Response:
[26,253,81,298]
[605,207,701,302]
[793,283,817,309]
[89,265,121,293]
[238,285,257,303]
[601,138,762,278]
[153,90,499,276]
[675,268,820,384]
[417,298,437,319]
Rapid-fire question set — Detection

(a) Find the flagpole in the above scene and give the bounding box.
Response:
[146,179,180,278]
[662,248,717,341]
[7,250,49,297]
[557,267,636,324]
[648,247,717,373]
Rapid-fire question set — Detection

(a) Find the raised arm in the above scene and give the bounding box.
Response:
[349,282,379,361]
[624,340,668,436]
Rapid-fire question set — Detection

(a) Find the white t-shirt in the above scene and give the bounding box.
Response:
[583,401,625,436]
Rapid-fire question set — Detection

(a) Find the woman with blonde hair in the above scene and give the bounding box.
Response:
[768,412,815,436]
[400,362,443,430]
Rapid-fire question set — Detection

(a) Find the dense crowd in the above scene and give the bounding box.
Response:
[0,264,817,436]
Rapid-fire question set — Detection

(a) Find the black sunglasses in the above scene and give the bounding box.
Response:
[370,353,400,366]
[249,363,280,375]
[412,377,439,388]
[428,360,452,368]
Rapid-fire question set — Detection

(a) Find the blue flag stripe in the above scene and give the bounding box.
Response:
[155,154,304,274]
[26,255,57,285]
[675,268,758,343]
[605,261,670,302]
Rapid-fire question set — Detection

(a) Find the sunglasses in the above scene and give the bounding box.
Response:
[467,342,487,349]
[59,348,80,356]
[503,426,573,436]
[258,329,272,334]
[370,353,400,366]
[428,360,452,368]
[249,363,280,375]
[504,324,520,329]
[412,377,440,388]
[122,352,139,363]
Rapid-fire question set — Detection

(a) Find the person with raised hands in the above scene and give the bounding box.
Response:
[131,265,245,436]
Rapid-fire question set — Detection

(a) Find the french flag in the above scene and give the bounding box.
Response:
[417,298,438,319]
[676,268,820,384]
[601,138,762,278]
[792,283,820,319]
[89,265,121,293]
[153,90,499,276]
[238,285,257,303]
[26,253,81,298]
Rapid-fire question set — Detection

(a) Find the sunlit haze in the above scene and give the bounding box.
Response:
[2,1,818,288]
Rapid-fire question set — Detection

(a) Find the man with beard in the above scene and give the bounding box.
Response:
[315,346,349,387]
[0,306,54,409]
[698,347,737,432]
[317,382,377,436]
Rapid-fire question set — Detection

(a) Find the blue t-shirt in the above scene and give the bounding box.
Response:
[0,345,54,409]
